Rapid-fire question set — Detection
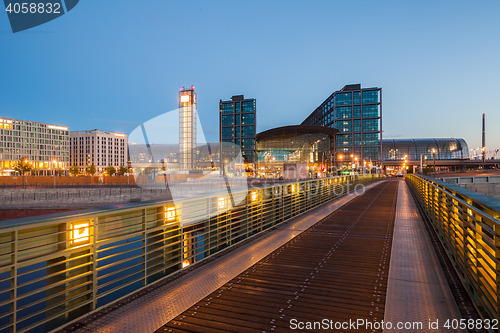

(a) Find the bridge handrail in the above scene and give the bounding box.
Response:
[406,174,500,321]
[0,174,380,332]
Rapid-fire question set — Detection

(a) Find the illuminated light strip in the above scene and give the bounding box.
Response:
[48,125,69,131]
[114,133,126,137]
[71,222,90,245]
[165,207,176,221]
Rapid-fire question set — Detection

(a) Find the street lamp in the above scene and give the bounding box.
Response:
[432,149,436,173]
[52,159,57,187]
[22,158,28,186]
[482,146,486,170]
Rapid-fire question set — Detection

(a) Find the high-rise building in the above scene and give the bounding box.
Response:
[302,84,382,166]
[219,95,256,164]
[179,86,197,170]
[70,129,128,173]
[0,117,70,175]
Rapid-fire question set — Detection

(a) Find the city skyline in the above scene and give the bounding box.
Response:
[0,1,499,153]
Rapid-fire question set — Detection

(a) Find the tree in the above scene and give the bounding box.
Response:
[85,165,96,176]
[118,166,129,176]
[69,165,80,176]
[14,157,32,176]
[105,166,116,176]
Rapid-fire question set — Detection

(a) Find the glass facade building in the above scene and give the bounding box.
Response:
[382,138,469,161]
[219,95,256,163]
[256,125,337,178]
[302,84,382,166]
[0,117,70,175]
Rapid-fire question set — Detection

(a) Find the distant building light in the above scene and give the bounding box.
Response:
[115,133,126,138]
[48,125,69,131]
[182,260,190,268]
[180,94,190,103]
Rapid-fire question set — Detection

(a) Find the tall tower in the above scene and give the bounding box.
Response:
[179,86,197,170]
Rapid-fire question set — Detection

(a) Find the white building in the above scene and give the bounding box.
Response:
[0,117,70,175]
[70,129,128,173]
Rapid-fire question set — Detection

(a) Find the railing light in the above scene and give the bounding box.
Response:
[165,207,176,221]
[71,222,90,245]
[218,196,226,209]
[251,191,258,202]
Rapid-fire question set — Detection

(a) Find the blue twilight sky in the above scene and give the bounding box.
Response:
[0,1,499,155]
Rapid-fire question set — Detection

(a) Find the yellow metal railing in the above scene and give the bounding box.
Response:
[0,174,380,332]
[406,174,500,321]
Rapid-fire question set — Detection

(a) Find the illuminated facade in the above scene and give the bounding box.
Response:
[179,86,197,170]
[0,117,69,174]
[219,95,256,163]
[302,84,382,166]
[382,138,469,161]
[70,129,128,173]
[256,126,337,178]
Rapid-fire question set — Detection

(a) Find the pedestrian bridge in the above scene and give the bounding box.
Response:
[0,174,498,332]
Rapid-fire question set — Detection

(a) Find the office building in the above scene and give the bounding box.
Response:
[219,95,256,165]
[179,86,197,170]
[0,117,70,175]
[70,129,128,173]
[302,84,382,167]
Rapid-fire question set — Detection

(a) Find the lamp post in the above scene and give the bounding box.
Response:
[432,149,436,173]
[338,154,343,175]
[22,158,28,187]
[52,159,57,187]
[482,147,486,170]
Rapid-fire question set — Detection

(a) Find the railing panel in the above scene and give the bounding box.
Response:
[0,174,380,332]
[406,174,500,321]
